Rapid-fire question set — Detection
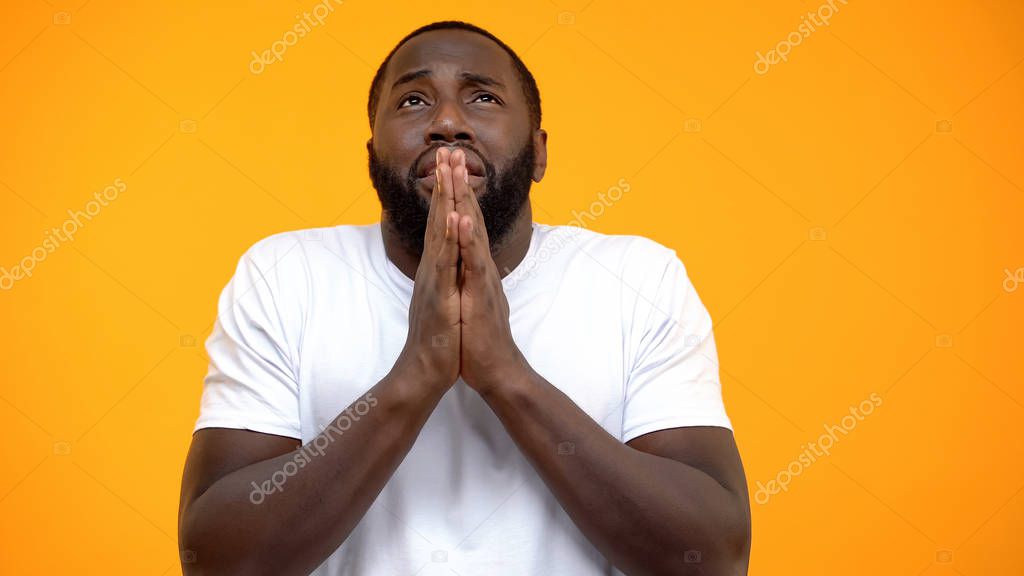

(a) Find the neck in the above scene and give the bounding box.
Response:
[382,202,534,282]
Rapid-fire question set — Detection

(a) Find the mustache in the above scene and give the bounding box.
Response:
[408,143,495,181]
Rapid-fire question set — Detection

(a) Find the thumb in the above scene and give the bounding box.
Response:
[458,214,487,278]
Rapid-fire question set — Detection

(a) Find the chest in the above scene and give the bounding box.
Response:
[297,282,628,439]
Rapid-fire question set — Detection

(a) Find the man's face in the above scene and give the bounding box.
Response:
[369,29,544,257]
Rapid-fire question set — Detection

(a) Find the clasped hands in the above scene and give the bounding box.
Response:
[397,147,530,395]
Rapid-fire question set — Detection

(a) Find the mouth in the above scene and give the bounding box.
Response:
[416,147,487,181]
[415,171,487,193]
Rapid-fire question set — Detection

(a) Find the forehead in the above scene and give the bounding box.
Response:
[384,29,516,89]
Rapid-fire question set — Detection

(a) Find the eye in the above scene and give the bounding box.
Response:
[398,94,427,108]
[472,92,502,104]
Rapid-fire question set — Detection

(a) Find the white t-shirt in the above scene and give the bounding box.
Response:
[194,221,732,575]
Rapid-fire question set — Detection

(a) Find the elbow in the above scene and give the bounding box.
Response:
[178,536,256,576]
[665,501,751,575]
[724,508,752,575]
[179,505,260,576]
[698,499,751,575]
[710,492,752,575]
[664,536,750,576]
[178,510,215,576]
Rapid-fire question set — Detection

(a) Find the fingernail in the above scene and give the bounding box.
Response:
[463,170,469,184]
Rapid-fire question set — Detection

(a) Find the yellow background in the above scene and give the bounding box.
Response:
[2,0,1022,574]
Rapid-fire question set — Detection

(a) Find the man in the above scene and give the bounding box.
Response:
[179,20,750,576]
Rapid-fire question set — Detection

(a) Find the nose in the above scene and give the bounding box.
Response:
[427,98,474,144]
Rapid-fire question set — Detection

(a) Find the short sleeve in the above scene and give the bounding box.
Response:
[193,240,302,439]
[621,252,732,443]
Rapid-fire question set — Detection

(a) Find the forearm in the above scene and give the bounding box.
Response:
[181,366,446,576]
[479,369,747,576]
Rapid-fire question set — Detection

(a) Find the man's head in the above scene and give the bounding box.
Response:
[367,21,547,257]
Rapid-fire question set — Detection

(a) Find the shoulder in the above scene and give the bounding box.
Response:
[223,224,379,311]
[239,228,306,268]
[239,223,380,274]
[533,223,685,285]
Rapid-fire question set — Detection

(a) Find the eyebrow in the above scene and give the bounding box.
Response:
[391,69,506,91]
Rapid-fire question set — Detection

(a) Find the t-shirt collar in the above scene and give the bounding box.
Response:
[375,222,539,304]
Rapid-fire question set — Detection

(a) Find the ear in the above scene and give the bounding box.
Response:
[531,129,548,182]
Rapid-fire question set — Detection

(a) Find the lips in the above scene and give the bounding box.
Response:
[415,171,486,192]
[416,148,486,180]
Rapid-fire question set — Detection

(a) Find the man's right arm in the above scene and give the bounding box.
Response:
[178,362,448,576]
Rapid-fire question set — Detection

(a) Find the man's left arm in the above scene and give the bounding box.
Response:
[478,367,751,576]
[450,156,750,575]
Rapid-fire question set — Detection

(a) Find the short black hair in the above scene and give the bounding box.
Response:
[367,21,542,131]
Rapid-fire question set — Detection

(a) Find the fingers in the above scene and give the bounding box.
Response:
[436,147,454,216]
[451,149,473,221]
[451,149,490,247]
[458,214,489,277]
[424,169,441,251]
[429,149,460,289]
[425,147,455,255]
[437,211,460,288]
[449,150,491,278]
[463,174,490,249]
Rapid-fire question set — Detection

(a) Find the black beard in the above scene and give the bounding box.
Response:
[369,140,535,258]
